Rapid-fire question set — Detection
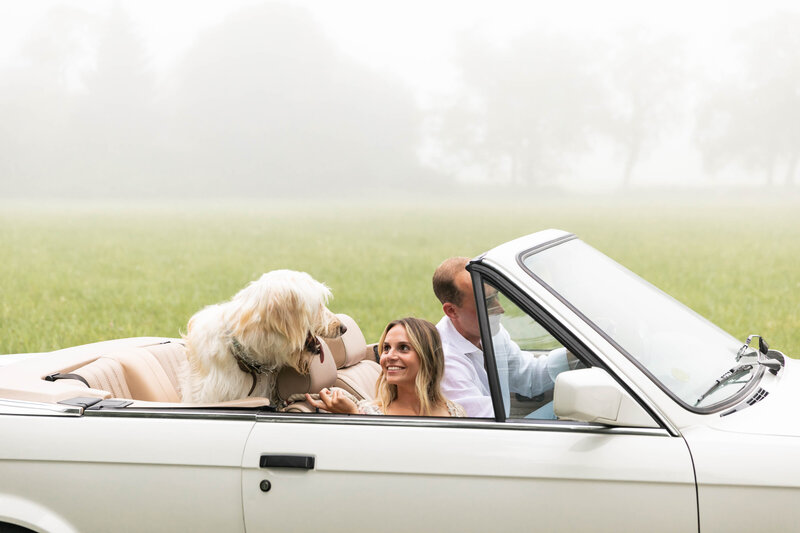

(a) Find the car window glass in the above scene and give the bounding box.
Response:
[482,281,583,420]
[521,238,747,408]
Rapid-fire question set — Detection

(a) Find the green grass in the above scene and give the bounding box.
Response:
[1,197,799,358]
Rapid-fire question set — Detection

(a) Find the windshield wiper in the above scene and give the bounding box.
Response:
[696,334,788,407]
[695,364,754,406]
[735,334,785,374]
[736,334,769,361]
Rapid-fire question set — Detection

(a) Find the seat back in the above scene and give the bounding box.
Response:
[142,341,188,398]
[275,338,337,412]
[112,346,182,402]
[74,357,132,399]
[327,314,381,401]
[70,341,185,402]
[276,314,380,412]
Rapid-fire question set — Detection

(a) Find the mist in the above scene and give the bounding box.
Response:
[1,0,799,199]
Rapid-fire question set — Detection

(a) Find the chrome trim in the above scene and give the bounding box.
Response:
[83,408,261,421]
[256,412,674,437]
[516,233,577,263]
[0,398,83,417]
[1,400,674,437]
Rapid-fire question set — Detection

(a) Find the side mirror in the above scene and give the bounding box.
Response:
[554,368,658,428]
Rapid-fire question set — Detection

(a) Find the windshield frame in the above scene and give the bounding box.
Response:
[515,235,763,414]
[468,262,671,430]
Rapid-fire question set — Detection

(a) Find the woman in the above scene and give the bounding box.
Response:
[306,317,465,416]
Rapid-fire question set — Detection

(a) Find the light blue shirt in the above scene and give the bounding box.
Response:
[437,316,556,418]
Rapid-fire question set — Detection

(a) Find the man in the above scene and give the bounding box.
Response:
[432,257,559,418]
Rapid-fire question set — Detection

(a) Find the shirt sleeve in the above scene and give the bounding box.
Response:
[502,333,555,397]
[440,355,494,418]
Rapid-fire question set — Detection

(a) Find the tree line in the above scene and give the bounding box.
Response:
[0,3,798,198]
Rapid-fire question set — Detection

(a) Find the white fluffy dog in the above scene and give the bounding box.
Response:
[180,270,346,403]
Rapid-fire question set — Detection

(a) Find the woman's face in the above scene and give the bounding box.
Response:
[380,324,421,388]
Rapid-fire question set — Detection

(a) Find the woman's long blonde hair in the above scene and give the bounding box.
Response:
[375,317,446,415]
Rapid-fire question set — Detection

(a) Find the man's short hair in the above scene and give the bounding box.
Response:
[432,257,470,306]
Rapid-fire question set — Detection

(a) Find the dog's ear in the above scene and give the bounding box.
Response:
[305,333,321,355]
[265,289,310,353]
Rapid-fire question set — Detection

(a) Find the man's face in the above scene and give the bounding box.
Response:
[447,272,507,346]
[484,287,503,315]
[451,270,482,343]
[484,286,504,335]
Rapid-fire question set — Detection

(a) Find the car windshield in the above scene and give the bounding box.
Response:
[521,238,753,409]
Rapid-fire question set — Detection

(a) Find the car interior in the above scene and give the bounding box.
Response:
[0,314,381,412]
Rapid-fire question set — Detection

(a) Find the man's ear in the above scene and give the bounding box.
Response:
[442,302,458,320]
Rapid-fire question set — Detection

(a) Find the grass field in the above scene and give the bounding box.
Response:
[1,196,799,358]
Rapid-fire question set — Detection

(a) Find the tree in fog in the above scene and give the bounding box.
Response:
[0,5,90,196]
[74,3,159,196]
[166,3,423,196]
[603,29,686,187]
[696,12,800,187]
[435,31,601,186]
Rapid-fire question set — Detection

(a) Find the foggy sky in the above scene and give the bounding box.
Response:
[0,0,799,198]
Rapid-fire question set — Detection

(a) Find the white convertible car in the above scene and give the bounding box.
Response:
[1,229,797,533]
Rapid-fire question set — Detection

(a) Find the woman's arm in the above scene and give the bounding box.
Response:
[305,387,359,414]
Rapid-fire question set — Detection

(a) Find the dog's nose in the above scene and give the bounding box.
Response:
[339,324,347,335]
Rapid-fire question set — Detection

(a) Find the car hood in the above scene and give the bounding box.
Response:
[712,356,800,438]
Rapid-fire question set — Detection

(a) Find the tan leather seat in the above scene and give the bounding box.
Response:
[276,314,380,412]
[326,314,381,401]
[112,347,181,402]
[70,343,183,402]
[64,318,376,408]
[275,337,338,412]
[142,341,188,398]
[74,357,133,399]
[7,337,265,405]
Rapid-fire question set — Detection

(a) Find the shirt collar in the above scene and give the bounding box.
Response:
[437,316,483,356]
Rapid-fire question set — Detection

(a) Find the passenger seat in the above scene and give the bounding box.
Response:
[276,314,380,412]
[324,314,380,401]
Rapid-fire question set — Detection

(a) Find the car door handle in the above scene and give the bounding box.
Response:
[260,454,315,470]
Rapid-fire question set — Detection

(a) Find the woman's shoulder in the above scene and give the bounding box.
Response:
[446,400,466,417]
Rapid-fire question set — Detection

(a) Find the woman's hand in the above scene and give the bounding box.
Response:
[306,388,358,414]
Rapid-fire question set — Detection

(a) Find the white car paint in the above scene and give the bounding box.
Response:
[1,412,254,532]
[242,417,696,533]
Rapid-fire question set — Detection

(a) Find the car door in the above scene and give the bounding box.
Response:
[241,414,696,532]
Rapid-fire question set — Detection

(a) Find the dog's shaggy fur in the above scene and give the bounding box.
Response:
[180,270,345,403]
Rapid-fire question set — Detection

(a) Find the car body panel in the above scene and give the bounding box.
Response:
[242,417,697,532]
[683,425,800,532]
[705,358,800,437]
[0,412,254,532]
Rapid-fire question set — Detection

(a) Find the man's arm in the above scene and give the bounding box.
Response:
[500,332,556,398]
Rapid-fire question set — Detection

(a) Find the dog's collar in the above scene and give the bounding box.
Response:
[230,336,275,396]
[229,333,323,397]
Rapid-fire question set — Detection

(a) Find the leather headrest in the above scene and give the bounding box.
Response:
[275,338,337,402]
[322,314,367,369]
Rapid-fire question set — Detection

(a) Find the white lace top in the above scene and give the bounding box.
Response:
[356,399,466,417]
